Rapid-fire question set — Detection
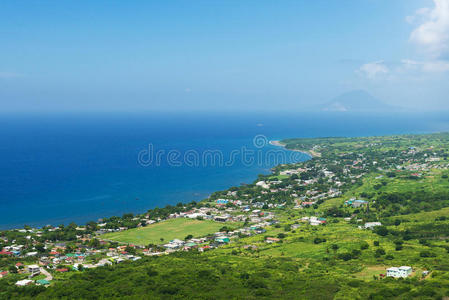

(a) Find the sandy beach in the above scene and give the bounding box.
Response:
[269,140,320,158]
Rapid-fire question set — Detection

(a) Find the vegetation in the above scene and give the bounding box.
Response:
[2,132,449,299]
[102,218,227,245]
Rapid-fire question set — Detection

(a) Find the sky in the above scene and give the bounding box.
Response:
[1,0,449,112]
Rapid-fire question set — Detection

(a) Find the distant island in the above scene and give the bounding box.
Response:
[320,90,397,112]
[1,132,449,299]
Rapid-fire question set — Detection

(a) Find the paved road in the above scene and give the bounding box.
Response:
[40,267,53,281]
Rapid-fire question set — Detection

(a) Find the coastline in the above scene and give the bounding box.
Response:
[269,140,319,158]
[3,139,308,231]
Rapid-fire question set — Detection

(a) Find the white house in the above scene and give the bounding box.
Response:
[364,222,382,229]
[386,266,412,278]
[27,265,40,274]
[255,181,270,189]
[16,279,33,286]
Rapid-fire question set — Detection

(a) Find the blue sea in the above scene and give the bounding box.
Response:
[1,111,449,229]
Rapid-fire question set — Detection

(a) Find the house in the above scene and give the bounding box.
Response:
[56,268,68,272]
[364,222,382,229]
[255,181,270,189]
[308,216,326,226]
[216,199,229,205]
[291,224,301,230]
[16,279,33,286]
[0,271,8,278]
[116,258,125,264]
[345,199,368,208]
[301,201,316,208]
[27,264,40,275]
[36,279,50,286]
[386,266,412,278]
[215,237,230,243]
[214,215,229,222]
[266,237,280,243]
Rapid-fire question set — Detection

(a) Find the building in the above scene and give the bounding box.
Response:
[27,265,40,275]
[345,199,368,208]
[215,237,230,243]
[15,279,33,286]
[36,279,50,286]
[386,266,412,278]
[364,222,382,229]
[214,215,229,222]
[266,237,280,243]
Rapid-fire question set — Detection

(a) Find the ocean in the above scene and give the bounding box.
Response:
[1,111,449,229]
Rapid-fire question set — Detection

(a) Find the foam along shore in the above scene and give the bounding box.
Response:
[269,140,321,158]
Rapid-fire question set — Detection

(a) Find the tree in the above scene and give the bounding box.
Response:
[125,246,136,254]
[8,266,17,273]
[373,226,388,237]
[375,248,385,257]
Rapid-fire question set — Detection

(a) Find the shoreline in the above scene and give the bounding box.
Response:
[269,140,319,158]
[3,139,310,231]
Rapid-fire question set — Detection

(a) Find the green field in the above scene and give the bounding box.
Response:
[102,218,225,245]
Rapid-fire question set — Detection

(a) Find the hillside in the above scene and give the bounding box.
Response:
[2,133,449,299]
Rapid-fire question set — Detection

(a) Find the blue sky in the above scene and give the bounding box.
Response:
[1,0,448,112]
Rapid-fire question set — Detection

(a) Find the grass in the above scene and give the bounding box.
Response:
[354,265,387,280]
[268,174,289,180]
[102,218,226,245]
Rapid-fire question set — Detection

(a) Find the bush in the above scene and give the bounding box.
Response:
[331,244,339,251]
[338,252,353,261]
[277,233,286,239]
[374,226,389,236]
[375,248,386,257]
[351,249,361,258]
[360,242,369,250]
[314,237,326,244]
[420,251,436,258]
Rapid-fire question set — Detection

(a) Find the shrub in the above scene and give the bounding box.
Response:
[314,237,326,244]
[375,248,386,257]
[420,251,436,258]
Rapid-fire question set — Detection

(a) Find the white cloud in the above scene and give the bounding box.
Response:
[401,59,449,72]
[357,61,389,79]
[406,7,431,24]
[409,0,449,59]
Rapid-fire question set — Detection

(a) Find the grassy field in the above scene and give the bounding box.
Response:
[102,218,225,245]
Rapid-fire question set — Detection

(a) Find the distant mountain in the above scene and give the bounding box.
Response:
[321,90,394,112]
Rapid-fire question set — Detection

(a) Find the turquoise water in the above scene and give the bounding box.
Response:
[1,111,448,229]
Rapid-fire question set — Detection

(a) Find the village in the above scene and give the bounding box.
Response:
[1,134,448,289]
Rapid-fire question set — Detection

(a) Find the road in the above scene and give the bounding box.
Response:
[40,267,53,281]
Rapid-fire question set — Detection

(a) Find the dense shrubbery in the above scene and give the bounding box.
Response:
[3,251,449,300]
